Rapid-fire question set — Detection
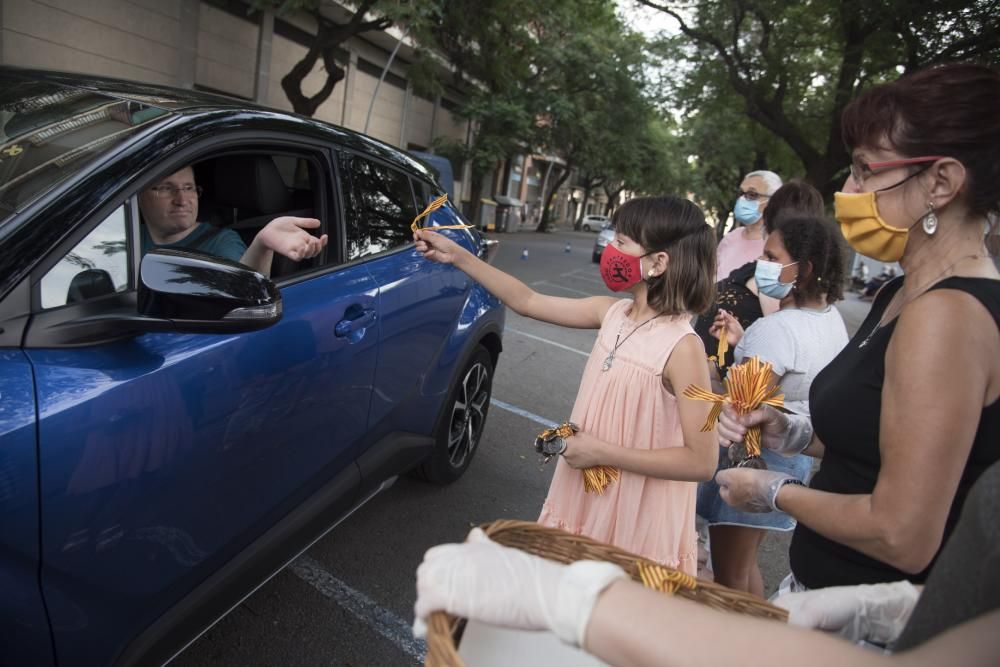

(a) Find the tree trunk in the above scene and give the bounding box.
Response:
[538,165,570,232]
[468,166,487,226]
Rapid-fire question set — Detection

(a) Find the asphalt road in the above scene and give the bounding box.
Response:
[175,226,870,666]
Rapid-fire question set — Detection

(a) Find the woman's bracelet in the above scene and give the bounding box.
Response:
[769,477,805,511]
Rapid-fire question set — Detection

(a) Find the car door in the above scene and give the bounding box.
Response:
[0,350,55,666]
[337,151,472,448]
[23,148,379,663]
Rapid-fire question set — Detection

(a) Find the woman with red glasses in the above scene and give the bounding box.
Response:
[713,62,1000,594]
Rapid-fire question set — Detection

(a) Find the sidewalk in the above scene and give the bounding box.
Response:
[835,291,873,338]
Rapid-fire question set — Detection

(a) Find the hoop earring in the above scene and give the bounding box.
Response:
[922,202,938,236]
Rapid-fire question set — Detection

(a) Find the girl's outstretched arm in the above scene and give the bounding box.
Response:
[415,229,615,328]
[562,334,718,481]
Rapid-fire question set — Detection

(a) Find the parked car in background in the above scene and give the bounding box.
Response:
[0,67,504,666]
[592,222,615,262]
[579,214,610,232]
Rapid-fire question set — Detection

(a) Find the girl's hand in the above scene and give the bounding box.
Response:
[708,309,744,347]
[562,431,608,469]
[414,229,464,265]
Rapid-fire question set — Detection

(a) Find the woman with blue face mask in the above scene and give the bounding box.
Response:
[700,215,849,596]
[716,170,783,281]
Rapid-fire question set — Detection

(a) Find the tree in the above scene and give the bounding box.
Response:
[636,0,1000,199]
[422,0,552,224]
[527,1,654,230]
[252,0,440,117]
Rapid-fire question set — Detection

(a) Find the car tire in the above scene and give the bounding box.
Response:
[582,223,591,232]
[414,345,494,484]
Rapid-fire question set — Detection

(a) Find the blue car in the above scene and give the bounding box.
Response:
[0,67,504,665]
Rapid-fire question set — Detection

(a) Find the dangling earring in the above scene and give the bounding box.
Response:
[922,202,938,236]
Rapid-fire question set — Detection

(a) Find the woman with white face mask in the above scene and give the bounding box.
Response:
[714,63,1000,593]
[701,215,849,596]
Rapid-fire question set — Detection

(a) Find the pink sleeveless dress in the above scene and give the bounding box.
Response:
[538,299,699,575]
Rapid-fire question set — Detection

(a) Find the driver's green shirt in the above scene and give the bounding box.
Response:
[140,223,246,262]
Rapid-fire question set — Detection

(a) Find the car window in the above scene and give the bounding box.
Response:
[40,204,130,309]
[339,153,418,260]
[183,151,326,280]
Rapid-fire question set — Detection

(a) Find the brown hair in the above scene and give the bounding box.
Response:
[613,196,716,316]
[841,62,1000,224]
[772,215,846,306]
[762,180,825,234]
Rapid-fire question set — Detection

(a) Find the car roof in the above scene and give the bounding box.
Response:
[0,66,437,177]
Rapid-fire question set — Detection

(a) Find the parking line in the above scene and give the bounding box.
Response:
[530,280,593,296]
[291,556,425,664]
[490,398,558,428]
[505,327,591,357]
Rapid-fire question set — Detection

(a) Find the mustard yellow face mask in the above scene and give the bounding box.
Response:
[834,191,910,263]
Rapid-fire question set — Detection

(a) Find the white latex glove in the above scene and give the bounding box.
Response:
[775,581,921,645]
[413,528,626,647]
[715,468,796,512]
[717,404,813,456]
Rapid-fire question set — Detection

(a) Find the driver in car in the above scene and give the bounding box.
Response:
[138,165,328,277]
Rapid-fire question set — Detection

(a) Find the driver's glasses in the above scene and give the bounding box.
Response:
[849,156,945,186]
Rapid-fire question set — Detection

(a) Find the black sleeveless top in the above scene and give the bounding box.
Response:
[790,276,1000,588]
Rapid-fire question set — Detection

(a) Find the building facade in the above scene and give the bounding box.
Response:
[0,0,477,204]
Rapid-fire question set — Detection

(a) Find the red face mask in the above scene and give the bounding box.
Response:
[599,244,646,292]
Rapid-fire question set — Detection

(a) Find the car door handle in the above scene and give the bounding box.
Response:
[335,308,377,338]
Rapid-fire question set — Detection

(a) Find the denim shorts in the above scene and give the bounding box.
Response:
[696,446,812,531]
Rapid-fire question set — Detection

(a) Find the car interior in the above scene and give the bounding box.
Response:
[192,152,326,279]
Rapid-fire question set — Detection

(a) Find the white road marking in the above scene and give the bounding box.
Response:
[560,269,603,285]
[529,280,593,296]
[489,398,559,428]
[504,327,590,357]
[291,556,425,664]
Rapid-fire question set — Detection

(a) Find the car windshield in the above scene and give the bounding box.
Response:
[0,79,171,223]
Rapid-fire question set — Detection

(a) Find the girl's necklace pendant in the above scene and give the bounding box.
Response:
[602,353,614,372]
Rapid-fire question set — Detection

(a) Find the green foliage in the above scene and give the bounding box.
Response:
[636,0,1000,211]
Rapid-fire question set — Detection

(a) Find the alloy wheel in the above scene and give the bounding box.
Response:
[446,360,490,467]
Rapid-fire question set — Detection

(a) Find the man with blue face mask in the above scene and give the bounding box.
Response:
[716,170,782,281]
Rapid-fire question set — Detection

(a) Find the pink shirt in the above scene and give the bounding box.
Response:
[716,227,765,281]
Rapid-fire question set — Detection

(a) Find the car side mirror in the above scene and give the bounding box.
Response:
[139,249,282,332]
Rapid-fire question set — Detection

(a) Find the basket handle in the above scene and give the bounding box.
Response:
[424,611,465,667]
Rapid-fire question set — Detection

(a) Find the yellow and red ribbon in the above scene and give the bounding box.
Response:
[410,194,473,233]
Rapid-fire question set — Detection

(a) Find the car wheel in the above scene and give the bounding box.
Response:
[582,223,591,232]
[414,345,494,484]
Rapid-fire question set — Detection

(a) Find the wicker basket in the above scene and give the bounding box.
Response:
[424,519,788,667]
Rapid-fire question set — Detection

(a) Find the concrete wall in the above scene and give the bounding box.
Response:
[195,2,256,99]
[1,0,181,84]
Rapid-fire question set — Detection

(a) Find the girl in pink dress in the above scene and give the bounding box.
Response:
[414,196,719,575]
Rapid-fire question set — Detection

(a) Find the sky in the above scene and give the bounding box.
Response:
[615,0,680,39]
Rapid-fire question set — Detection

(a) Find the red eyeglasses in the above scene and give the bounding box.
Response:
[849,156,947,185]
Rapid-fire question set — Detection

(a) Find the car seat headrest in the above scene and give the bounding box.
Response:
[213,156,289,214]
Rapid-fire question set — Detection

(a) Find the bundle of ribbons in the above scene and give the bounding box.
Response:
[682,356,784,464]
[534,422,620,494]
